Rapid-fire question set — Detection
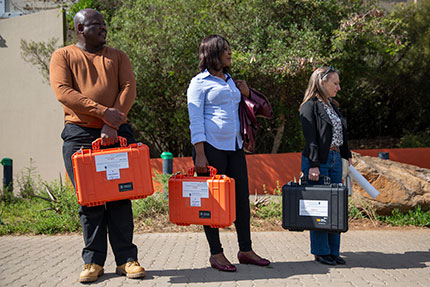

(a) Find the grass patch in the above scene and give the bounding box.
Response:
[251,181,283,220]
[0,169,173,235]
[132,192,169,219]
[348,201,366,220]
[0,180,81,235]
[1,167,429,235]
[377,206,430,227]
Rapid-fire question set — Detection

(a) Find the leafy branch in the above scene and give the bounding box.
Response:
[20,37,60,84]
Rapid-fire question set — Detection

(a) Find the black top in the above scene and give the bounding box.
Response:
[300,97,352,168]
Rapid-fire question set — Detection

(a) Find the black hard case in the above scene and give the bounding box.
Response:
[282,182,348,232]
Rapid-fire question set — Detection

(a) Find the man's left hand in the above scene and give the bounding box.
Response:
[101,124,118,146]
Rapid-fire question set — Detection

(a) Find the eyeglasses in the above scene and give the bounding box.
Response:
[84,21,106,28]
[320,66,335,79]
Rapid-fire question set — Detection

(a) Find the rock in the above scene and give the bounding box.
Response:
[350,152,430,215]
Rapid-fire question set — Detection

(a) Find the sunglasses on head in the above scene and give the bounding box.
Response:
[320,66,335,79]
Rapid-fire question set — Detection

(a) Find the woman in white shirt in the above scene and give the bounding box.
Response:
[187,35,270,272]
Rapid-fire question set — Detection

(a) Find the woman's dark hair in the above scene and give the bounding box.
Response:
[198,34,230,73]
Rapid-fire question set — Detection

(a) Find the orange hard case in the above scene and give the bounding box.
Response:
[72,137,154,206]
[168,167,236,228]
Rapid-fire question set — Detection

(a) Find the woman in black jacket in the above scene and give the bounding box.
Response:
[299,66,352,265]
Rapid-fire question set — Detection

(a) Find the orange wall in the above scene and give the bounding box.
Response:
[150,148,430,195]
[353,148,430,169]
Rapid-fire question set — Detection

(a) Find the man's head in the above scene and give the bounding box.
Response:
[74,9,106,52]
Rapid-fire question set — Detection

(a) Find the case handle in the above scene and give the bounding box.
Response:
[187,166,217,177]
[92,136,127,151]
[300,175,331,185]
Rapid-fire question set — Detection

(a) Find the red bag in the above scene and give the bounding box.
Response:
[239,88,273,153]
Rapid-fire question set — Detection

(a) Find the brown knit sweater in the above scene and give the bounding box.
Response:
[50,44,136,128]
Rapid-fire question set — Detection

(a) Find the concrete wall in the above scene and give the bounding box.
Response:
[0,8,65,186]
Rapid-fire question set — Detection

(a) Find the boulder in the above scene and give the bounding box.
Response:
[350,152,430,215]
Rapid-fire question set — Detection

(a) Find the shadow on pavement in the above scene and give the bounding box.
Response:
[337,251,430,269]
[87,272,151,284]
[150,260,329,284]
[147,251,429,284]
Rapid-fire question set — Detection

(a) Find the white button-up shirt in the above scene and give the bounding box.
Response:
[187,69,243,151]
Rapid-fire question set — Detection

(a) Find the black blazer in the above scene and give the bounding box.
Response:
[300,97,352,168]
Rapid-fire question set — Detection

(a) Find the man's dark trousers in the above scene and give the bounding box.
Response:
[62,123,138,266]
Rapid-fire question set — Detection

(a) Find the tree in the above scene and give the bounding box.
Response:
[332,0,430,140]
[109,0,390,156]
[22,0,430,156]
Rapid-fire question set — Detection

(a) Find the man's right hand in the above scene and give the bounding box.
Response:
[100,124,118,146]
[103,108,124,130]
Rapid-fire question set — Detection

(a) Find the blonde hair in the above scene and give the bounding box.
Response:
[299,66,338,111]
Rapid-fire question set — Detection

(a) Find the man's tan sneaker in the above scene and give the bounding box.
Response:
[79,263,104,283]
[116,261,146,279]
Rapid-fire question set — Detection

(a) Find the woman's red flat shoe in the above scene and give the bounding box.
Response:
[209,256,237,272]
[237,251,270,266]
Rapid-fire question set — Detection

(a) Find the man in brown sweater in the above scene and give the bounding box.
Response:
[50,8,145,283]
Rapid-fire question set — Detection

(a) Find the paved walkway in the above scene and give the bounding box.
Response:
[0,230,429,286]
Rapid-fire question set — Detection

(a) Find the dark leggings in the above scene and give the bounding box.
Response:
[193,142,252,255]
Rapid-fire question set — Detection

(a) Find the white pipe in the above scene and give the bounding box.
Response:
[349,165,380,198]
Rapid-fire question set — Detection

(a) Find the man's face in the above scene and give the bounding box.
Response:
[82,12,107,48]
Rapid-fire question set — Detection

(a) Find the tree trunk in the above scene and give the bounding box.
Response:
[271,113,285,154]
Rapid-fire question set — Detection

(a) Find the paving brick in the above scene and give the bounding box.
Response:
[0,230,429,286]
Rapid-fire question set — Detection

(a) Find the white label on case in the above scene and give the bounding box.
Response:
[95,152,129,180]
[95,152,129,171]
[106,168,120,180]
[190,196,201,207]
[182,181,209,198]
[299,200,328,217]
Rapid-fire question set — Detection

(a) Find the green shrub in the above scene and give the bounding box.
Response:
[131,170,171,221]
[16,158,41,199]
[252,181,283,219]
[348,201,366,220]
[152,169,172,194]
[253,197,282,220]
[0,184,15,203]
[108,0,405,156]
[22,0,430,155]
[377,206,430,227]
[132,192,169,219]
[400,129,430,148]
